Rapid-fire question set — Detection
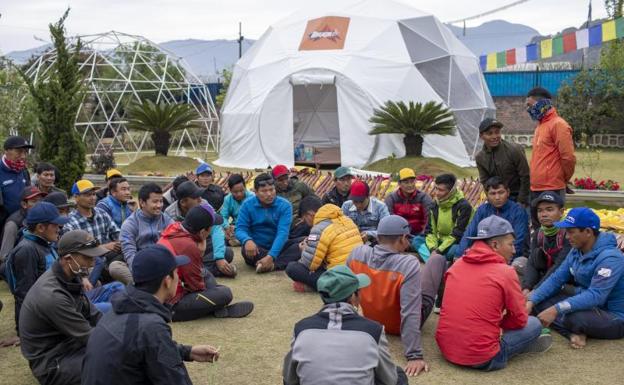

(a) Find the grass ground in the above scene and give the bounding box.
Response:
[1,249,623,385]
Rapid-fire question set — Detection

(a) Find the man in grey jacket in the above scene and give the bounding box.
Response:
[283,265,407,385]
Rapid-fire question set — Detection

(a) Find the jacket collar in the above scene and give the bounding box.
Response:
[107,195,126,207]
[52,261,84,295]
[320,302,358,316]
[112,285,173,322]
[539,107,558,123]
[23,230,54,248]
[348,198,374,213]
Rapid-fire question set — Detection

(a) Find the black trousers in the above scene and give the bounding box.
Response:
[241,240,302,270]
[203,247,235,277]
[285,262,326,291]
[36,346,85,385]
[172,275,233,322]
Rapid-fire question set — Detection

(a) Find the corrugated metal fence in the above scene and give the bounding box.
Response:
[483,70,580,97]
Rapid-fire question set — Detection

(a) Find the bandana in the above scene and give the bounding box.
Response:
[527,98,553,121]
[540,225,559,237]
[3,155,27,173]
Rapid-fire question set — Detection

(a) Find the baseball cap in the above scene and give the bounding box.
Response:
[272,164,289,179]
[467,215,515,240]
[21,186,46,201]
[377,215,413,237]
[317,265,371,304]
[195,162,213,175]
[132,244,190,284]
[555,207,600,230]
[4,136,34,150]
[43,192,74,209]
[176,181,204,200]
[398,168,416,181]
[479,118,504,133]
[58,230,109,257]
[71,180,98,195]
[334,167,353,179]
[26,202,70,226]
[105,169,123,180]
[532,191,564,208]
[348,180,369,202]
[182,203,223,233]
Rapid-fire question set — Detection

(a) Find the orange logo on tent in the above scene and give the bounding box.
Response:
[299,16,350,51]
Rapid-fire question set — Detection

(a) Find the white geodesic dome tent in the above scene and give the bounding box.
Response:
[24,31,219,161]
[216,0,495,169]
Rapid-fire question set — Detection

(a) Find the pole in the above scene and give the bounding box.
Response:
[238,22,244,59]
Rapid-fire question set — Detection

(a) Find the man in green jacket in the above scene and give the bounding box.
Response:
[425,174,473,261]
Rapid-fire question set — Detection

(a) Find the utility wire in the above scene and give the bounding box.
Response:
[446,0,534,24]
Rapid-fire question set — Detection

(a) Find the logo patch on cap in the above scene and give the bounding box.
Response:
[565,216,576,224]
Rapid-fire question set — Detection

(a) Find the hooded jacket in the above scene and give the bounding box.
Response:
[384,189,433,235]
[435,241,528,366]
[120,209,174,269]
[96,195,133,228]
[81,286,193,385]
[220,190,254,228]
[529,232,624,319]
[299,204,363,271]
[425,189,473,254]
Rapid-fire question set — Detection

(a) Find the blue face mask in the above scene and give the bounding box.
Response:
[527,98,553,121]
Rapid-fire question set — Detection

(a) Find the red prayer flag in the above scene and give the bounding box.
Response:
[506,49,516,65]
[563,33,577,53]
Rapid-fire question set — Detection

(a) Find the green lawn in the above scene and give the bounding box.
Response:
[1,249,624,385]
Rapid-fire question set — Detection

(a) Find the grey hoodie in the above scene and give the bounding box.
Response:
[120,209,173,269]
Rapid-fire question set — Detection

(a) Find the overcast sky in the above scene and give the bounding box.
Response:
[0,0,606,53]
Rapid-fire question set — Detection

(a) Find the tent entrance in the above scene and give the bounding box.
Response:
[292,80,341,166]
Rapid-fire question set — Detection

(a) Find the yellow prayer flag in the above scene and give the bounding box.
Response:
[603,20,617,42]
[540,39,553,59]
[486,53,497,71]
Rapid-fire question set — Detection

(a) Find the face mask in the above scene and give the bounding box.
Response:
[527,99,553,121]
[69,256,91,278]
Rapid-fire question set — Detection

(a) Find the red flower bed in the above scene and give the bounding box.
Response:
[573,177,620,191]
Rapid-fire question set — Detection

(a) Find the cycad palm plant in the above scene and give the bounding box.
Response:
[369,100,455,156]
[126,100,202,156]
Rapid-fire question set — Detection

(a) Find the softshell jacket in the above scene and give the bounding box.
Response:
[347,244,424,360]
[0,159,30,218]
[96,195,132,228]
[522,228,571,290]
[82,286,193,385]
[457,200,529,259]
[384,189,433,235]
[299,204,363,271]
[530,108,576,191]
[120,209,174,269]
[476,139,531,205]
[529,232,624,319]
[277,180,316,221]
[435,241,528,366]
[425,189,473,254]
[342,197,389,235]
[220,190,254,228]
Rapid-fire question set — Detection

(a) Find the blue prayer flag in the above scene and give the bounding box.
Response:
[526,44,538,61]
[479,55,487,71]
[589,24,602,47]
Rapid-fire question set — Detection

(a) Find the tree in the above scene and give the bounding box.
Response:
[368,100,455,157]
[126,100,201,156]
[605,0,624,18]
[215,68,232,110]
[20,9,86,191]
[0,58,41,140]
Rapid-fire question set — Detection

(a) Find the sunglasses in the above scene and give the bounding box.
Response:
[66,238,99,253]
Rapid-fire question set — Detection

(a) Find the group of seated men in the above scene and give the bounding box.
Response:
[0,133,622,385]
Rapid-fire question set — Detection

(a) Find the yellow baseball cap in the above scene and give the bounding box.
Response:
[106,168,123,180]
[398,168,416,181]
[71,180,98,195]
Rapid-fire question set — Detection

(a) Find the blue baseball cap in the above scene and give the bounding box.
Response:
[195,163,213,175]
[132,244,191,284]
[555,207,600,230]
[26,202,70,226]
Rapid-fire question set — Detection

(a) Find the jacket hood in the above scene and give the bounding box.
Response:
[160,221,199,242]
[461,241,507,265]
[438,188,464,209]
[313,204,343,224]
[575,232,619,260]
[111,285,172,322]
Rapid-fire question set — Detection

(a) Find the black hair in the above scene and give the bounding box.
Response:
[377,234,403,244]
[299,195,322,217]
[109,177,128,192]
[254,173,274,190]
[172,175,190,194]
[527,87,552,100]
[138,183,163,202]
[435,173,457,190]
[35,162,56,175]
[227,174,245,189]
[26,223,39,233]
[579,228,601,237]
[134,270,175,294]
[484,176,508,192]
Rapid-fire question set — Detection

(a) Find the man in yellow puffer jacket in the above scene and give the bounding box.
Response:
[286,204,363,292]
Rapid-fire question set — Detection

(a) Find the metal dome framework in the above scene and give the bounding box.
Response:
[24,31,220,161]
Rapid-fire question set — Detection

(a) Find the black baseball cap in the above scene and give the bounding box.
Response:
[43,192,74,209]
[182,203,223,233]
[176,181,204,200]
[532,191,564,208]
[4,136,34,150]
[58,230,109,257]
[479,118,504,133]
[132,244,190,284]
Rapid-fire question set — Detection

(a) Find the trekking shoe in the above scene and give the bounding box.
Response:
[293,282,314,293]
[214,301,254,318]
[522,333,553,354]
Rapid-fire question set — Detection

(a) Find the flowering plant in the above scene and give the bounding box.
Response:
[573,177,620,191]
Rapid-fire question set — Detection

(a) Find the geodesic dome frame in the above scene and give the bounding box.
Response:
[24,31,219,161]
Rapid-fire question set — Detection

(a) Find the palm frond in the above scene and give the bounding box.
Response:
[369,100,455,136]
[126,100,202,133]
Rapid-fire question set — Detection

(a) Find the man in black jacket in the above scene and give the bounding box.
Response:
[82,244,220,385]
[321,166,353,208]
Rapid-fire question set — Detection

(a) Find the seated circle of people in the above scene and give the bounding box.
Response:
[219,173,254,246]
[82,244,221,385]
[321,166,354,208]
[283,265,409,385]
[18,230,121,385]
[95,176,133,228]
[272,164,317,226]
[0,186,46,261]
[285,202,363,292]
[0,136,34,229]
[527,207,624,348]
[435,215,553,370]
[158,204,253,321]
[195,162,226,210]
[347,215,448,377]
[235,173,294,273]
[32,162,64,195]
[341,179,389,242]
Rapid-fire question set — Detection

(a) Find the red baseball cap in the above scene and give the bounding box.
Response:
[349,180,370,202]
[272,165,289,179]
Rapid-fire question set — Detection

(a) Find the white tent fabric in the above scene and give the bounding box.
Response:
[216,0,495,169]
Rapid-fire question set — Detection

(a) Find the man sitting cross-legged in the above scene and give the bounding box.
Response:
[436,215,552,371]
[527,207,624,349]
[342,180,389,242]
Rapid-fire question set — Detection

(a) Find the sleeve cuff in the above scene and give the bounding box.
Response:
[555,301,572,314]
[180,344,193,361]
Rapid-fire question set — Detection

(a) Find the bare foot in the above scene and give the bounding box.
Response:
[570,334,587,349]
[0,335,20,348]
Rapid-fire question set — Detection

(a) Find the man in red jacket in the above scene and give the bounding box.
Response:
[436,215,552,371]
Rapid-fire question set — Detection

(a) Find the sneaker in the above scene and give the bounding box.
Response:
[214,301,254,318]
[433,306,441,314]
[293,282,314,293]
[522,333,553,354]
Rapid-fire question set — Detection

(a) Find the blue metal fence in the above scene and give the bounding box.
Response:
[484,70,580,97]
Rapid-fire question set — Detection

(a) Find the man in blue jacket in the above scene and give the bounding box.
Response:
[527,207,624,349]
[96,177,133,228]
[236,173,293,273]
[0,136,33,228]
[457,176,528,260]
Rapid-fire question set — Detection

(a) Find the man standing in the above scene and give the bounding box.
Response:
[33,162,64,194]
[272,164,316,223]
[321,166,353,208]
[283,265,407,385]
[527,208,624,348]
[82,245,221,385]
[19,230,111,385]
[195,162,225,210]
[475,118,530,206]
[96,177,133,228]
[342,180,389,241]
[436,216,552,371]
[0,136,33,226]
